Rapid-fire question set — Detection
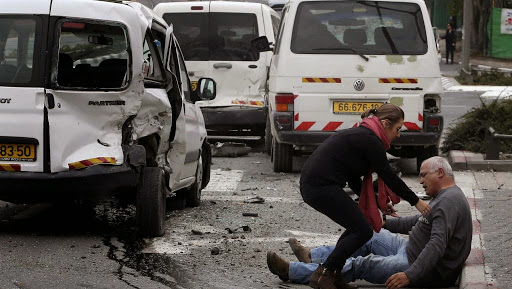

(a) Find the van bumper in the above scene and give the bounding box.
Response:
[201,106,265,132]
[391,131,442,146]
[0,164,139,204]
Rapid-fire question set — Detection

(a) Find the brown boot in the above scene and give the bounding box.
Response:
[309,265,337,289]
[289,238,312,263]
[334,269,357,289]
[266,251,290,281]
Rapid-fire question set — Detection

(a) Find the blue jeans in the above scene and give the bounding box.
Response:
[289,229,410,284]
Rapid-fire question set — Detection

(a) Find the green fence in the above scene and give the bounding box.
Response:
[488,8,512,59]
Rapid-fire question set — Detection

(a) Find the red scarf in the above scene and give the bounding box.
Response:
[359,116,400,232]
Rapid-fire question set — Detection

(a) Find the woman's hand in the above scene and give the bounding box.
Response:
[384,203,399,217]
[415,199,431,217]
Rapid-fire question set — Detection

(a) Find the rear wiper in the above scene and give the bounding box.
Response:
[313,47,369,62]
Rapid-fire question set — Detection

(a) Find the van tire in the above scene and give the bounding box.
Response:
[201,142,212,189]
[136,167,166,237]
[186,153,203,207]
[265,115,272,155]
[416,145,439,173]
[272,139,293,173]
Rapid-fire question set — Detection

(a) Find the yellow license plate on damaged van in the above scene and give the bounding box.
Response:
[0,144,36,162]
[191,81,198,91]
[333,102,383,114]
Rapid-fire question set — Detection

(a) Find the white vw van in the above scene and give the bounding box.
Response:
[254,0,443,172]
[154,1,281,137]
[0,0,216,236]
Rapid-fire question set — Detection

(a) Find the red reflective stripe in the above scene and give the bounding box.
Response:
[352,122,359,128]
[294,94,299,100]
[409,79,418,83]
[322,122,343,131]
[294,113,299,121]
[295,122,315,131]
[97,157,108,163]
[380,78,390,83]
[418,113,423,121]
[69,164,76,170]
[306,78,314,83]
[0,164,21,171]
[320,78,328,83]
[395,78,404,83]
[403,122,421,131]
[81,160,94,167]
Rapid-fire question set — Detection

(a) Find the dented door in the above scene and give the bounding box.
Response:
[46,0,144,172]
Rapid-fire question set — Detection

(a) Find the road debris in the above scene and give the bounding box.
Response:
[242,212,259,217]
[243,196,265,204]
[211,142,251,157]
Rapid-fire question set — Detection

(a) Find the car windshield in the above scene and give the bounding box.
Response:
[163,12,259,61]
[291,1,428,55]
[0,17,39,86]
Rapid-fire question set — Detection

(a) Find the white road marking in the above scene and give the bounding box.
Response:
[203,169,244,192]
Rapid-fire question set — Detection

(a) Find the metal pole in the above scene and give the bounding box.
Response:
[462,0,472,82]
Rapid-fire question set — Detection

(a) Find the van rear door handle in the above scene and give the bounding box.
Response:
[46,93,55,109]
[188,72,195,76]
[213,63,232,69]
[248,65,257,69]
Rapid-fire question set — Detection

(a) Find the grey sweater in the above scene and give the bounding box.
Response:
[386,185,473,287]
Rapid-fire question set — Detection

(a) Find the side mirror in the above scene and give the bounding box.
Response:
[251,36,273,53]
[195,78,216,101]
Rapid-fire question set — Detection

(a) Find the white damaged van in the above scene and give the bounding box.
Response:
[154,1,281,137]
[0,0,216,236]
[254,0,443,172]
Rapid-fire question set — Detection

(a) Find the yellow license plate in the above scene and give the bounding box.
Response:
[0,143,36,162]
[191,81,198,91]
[333,101,383,114]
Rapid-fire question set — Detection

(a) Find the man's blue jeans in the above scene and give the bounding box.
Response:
[289,229,410,284]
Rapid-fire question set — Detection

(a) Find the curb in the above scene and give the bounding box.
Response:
[459,187,488,289]
[448,150,512,172]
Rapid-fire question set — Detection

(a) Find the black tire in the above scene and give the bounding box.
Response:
[201,143,212,190]
[416,145,439,173]
[186,153,204,207]
[136,167,166,237]
[265,115,272,155]
[272,138,293,173]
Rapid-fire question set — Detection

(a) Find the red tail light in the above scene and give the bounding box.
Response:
[275,93,295,112]
[428,118,440,126]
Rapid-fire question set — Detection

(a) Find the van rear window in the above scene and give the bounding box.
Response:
[0,17,39,86]
[291,1,428,55]
[163,12,259,61]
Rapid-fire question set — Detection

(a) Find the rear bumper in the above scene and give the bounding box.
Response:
[391,131,442,146]
[0,145,146,204]
[201,106,265,131]
[0,164,139,203]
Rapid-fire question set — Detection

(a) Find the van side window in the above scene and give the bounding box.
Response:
[162,13,209,61]
[175,48,192,102]
[0,17,38,85]
[55,20,129,89]
[142,33,165,84]
[271,15,280,39]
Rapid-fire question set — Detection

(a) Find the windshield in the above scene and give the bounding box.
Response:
[291,1,428,55]
[163,12,260,61]
[0,17,39,86]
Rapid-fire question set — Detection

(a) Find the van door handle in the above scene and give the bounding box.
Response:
[248,65,257,69]
[46,93,55,109]
[188,72,195,76]
[213,63,232,69]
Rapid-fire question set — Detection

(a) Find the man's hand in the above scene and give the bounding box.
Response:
[385,272,411,289]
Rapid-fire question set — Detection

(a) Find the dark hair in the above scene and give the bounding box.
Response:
[360,103,405,125]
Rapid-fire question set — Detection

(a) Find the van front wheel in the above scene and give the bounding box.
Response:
[272,139,293,173]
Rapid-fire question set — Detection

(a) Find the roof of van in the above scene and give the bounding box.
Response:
[282,0,426,9]
[154,1,265,11]
[1,0,132,15]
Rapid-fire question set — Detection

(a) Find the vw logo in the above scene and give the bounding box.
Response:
[353,79,365,91]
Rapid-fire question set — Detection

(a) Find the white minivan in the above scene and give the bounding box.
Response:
[0,0,216,236]
[154,1,281,137]
[253,0,443,172]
